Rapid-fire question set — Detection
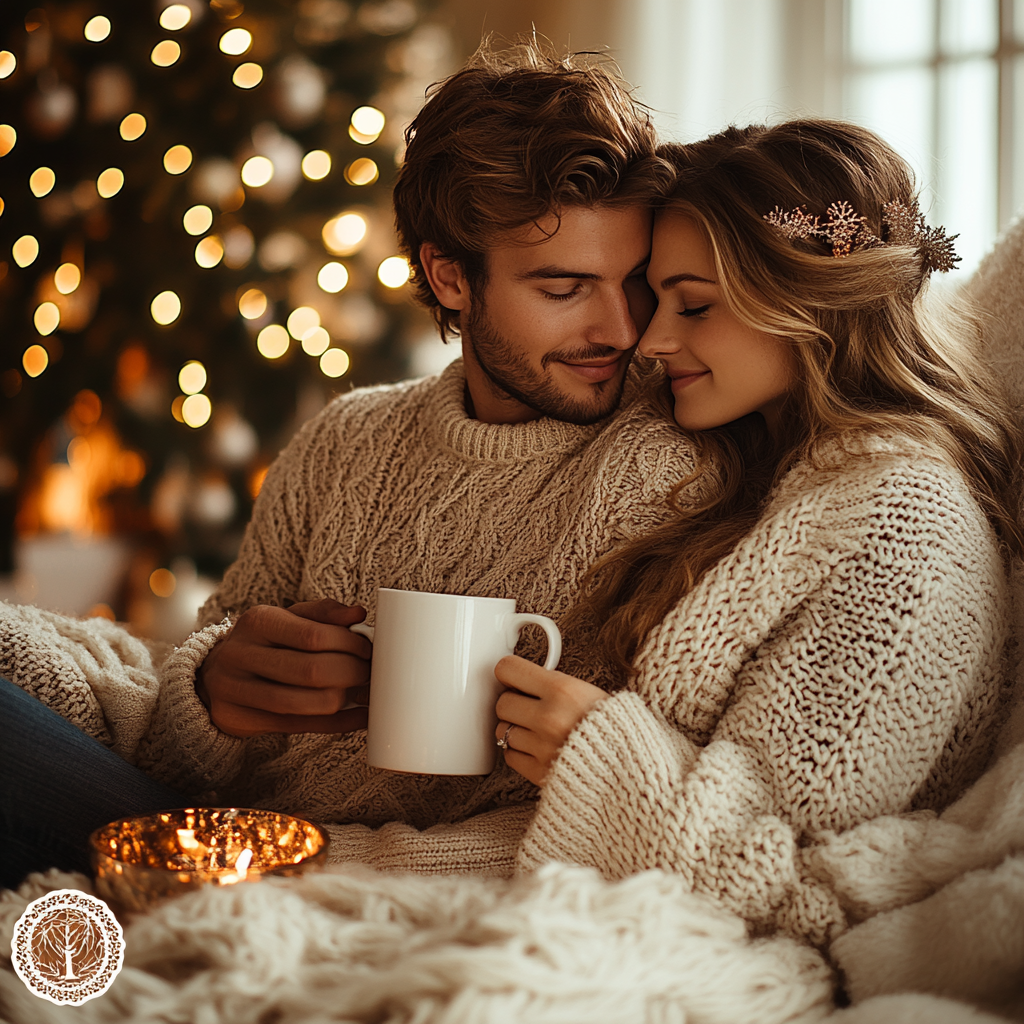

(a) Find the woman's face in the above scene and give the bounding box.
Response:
[638,211,796,435]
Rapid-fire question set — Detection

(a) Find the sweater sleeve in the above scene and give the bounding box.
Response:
[516,480,1010,948]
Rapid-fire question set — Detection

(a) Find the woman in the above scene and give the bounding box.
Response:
[493,120,1023,946]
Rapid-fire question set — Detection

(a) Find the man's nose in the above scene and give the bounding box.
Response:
[591,286,641,350]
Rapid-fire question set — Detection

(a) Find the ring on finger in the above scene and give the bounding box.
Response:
[496,722,515,750]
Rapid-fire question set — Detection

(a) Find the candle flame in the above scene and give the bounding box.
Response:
[234,848,254,880]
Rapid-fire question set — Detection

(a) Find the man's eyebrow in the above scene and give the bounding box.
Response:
[516,256,651,282]
[660,272,718,288]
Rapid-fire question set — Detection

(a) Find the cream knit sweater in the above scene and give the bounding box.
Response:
[516,436,1011,947]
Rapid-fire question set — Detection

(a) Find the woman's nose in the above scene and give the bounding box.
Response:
[637,309,680,359]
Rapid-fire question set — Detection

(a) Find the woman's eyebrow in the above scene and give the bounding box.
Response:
[660,272,718,288]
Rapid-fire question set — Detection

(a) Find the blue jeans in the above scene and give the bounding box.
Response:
[0,676,189,890]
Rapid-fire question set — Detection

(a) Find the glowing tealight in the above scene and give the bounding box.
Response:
[151,290,181,325]
[0,125,16,157]
[159,3,192,30]
[34,302,60,336]
[344,158,378,186]
[150,567,176,596]
[286,306,319,340]
[350,105,385,138]
[233,847,253,880]
[301,326,330,357]
[0,51,16,79]
[301,150,331,180]
[317,261,348,293]
[29,166,55,198]
[320,348,350,378]
[151,39,181,66]
[256,324,289,359]
[182,393,212,427]
[195,235,224,268]
[12,234,39,267]
[54,263,81,295]
[377,255,411,288]
[178,360,207,394]
[164,144,193,175]
[232,62,263,88]
[219,27,252,54]
[84,15,111,42]
[240,155,273,187]
[238,287,267,319]
[97,167,124,198]
[321,212,367,256]
[119,112,146,141]
[183,204,213,235]
[22,344,48,377]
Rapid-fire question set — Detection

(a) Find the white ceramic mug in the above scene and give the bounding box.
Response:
[350,588,561,775]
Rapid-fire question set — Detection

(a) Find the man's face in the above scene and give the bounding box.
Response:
[460,205,655,425]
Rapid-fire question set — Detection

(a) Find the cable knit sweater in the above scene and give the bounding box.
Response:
[516,436,1012,947]
[126,358,698,868]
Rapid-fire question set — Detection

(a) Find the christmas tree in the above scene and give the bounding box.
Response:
[0,0,451,632]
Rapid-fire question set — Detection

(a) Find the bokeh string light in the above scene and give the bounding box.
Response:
[321,212,367,255]
[34,302,60,336]
[178,361,207,395]
[164,145,193,175]
[54,263,81,295]
[349,106,385,145]
[29,167,55,198]
[378,256,411,288]
[97,167,124,198]
[84,16,112,42]
[195,235,225,268]
[151,290,182,325]
[0,125,15,157]
[151,40,181,66]
[238,288,267,319]
[0,51,16,79]
[232,63,263,89]
[256,324,289,359]
[301,150,331,181]
[22,345,48,378]
[319,348,350,378]
[300,326,330,357]
[159,4,192,30]
[119,113,147,141]
[241,155,273,187]
[286,306,320,340]
[12,235,39,268]
[219,28,252,55]
[317,261,348,293]
[344,159,378,186]
[182,393,212,428]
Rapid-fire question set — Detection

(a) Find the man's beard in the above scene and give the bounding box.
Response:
[464,301,629,426]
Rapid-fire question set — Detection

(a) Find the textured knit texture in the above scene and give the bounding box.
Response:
[516,437,1012,948]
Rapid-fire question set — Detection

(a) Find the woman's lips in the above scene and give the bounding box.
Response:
[670,370,710,391]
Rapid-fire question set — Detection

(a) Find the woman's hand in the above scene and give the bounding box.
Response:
[494,655,609,787]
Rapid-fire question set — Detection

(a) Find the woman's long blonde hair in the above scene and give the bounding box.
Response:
[579,120,1024,677]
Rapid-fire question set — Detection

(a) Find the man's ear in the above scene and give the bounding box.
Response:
[419,242,471,311]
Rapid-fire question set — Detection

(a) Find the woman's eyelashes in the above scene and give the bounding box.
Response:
[678,303,712,318]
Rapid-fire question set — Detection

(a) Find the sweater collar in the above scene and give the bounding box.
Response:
[430,358,613,462]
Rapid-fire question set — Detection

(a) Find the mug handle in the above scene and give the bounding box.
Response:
[350,622,374,642]
[506,614,562,671]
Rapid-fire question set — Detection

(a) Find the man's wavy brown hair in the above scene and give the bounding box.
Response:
[392,38,662,339]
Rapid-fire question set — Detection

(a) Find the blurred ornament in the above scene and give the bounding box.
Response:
[151,455,189,533]
[243,123,301,202]
[357,0,416,35]
[209,405,258,467]
[87,65,133,123]
[26,72,77,139]
[273,55,326,128]
[190,158,240,207]
[258,230,306,271]
[295,0,350,44]
[222,224,255,268]
[189,472,235,525]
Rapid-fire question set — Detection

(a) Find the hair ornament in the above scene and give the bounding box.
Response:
[763,196,960,273]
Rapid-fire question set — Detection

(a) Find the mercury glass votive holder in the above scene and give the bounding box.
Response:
[89,807,329,914]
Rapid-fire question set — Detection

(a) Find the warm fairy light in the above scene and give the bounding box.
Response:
[29,167,55,198]
[178,360,207,394]
[321,212,367,255]
[34,302,60,335]
[238,287,267,319]
[84,16,112,42]
[149,567,176,597]
[219,27,252,54]
[97,167,124,198]
[320,348,350,378]
[171,395,186,422]
[317,261,348,293]
[350,106,385,140]
[164,144,193,175]
[241,155,273,188]
[22,344,48,377]
[0,124,16,157]
[151,40,181,66]
[195,235,224,268]
[54,263,82,294]
[183,204,213,235]
[344,158,378,186]
[0,51,16,79]
[233,847,254,880]
[256,324,289,359]
[232,62,263,88]
[159,3,192,30]
[300,326,330,357]
[286,306,319,340]
[12,235,39,267]
[0,197,6,217]
[377,255,411,288]
[151,290,181,325]
[301,150,331,180]
[182,393,212,427]
[119,113,146,141]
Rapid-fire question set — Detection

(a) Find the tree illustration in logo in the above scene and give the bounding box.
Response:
[30,905,105,983]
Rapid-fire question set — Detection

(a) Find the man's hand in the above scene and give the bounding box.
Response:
[494,655,609,787]
[196,599,373,737]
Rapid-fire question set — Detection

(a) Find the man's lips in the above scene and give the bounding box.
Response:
[669,370,711,391]
[556,353,625,383]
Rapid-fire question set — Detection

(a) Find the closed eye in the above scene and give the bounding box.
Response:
[678,304,711,318]
[543,284,584,302]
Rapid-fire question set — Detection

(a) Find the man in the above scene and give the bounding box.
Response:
[1,41,696,884]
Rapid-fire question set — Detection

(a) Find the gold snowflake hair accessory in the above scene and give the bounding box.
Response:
[881,198,961,274]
